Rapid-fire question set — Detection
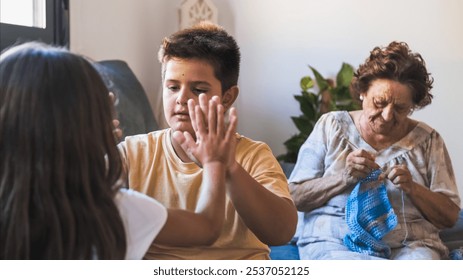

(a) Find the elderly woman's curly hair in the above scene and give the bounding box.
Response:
[350,41,434,110]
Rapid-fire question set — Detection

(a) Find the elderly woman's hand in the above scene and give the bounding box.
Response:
[382,165,415,194]
[344,149,380,185]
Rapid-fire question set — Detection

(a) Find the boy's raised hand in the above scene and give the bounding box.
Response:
[172,94,237,167]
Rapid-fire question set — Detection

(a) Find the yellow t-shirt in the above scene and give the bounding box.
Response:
[118,128,291,260]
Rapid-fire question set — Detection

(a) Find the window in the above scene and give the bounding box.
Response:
[0,0,69,51]
[1,0,46,28]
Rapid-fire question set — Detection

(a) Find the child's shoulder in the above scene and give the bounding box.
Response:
[235,133,273,155]
[124,129,168,142]
[120,129,169,150]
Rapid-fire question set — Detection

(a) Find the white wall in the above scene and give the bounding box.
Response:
[70,0,463,202]
[70,0,171,127]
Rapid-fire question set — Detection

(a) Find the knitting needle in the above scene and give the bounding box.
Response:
[344,138,359,150]
[344,138,387,179]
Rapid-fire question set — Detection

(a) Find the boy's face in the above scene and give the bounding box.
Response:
[162,58,223,137]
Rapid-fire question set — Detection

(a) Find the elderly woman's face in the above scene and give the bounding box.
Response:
[361,79,413,136]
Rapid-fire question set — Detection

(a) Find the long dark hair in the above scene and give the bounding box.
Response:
[0,42,126,259]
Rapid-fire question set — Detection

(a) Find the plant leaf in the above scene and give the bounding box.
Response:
[291,116,314,135]
[307,91,318,104]
[336,63,354,88]
[309,66,329,91]
[282,133,309,160]
[283,134,304,150]
[300,76,314,91]
[295,92,317,119]
[330,86,351,100]
[281,63,357,164]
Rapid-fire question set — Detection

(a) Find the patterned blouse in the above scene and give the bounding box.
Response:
[289,111,460,258]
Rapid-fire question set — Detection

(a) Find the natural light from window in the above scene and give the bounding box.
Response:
[0,0,46,28]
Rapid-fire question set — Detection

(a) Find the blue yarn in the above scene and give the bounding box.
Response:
[343,169,398,258]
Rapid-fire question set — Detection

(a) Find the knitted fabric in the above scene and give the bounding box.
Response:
[343,169,398,258]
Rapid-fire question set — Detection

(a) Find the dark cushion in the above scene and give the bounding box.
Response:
[95,60,158,137]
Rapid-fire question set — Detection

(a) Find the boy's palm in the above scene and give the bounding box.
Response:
[173,96,237,167]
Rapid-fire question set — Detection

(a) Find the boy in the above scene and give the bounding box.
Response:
[118,21,297,260]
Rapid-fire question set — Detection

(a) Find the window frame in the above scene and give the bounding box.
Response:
[0,0,69,51]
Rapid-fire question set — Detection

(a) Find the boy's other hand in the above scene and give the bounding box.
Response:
[109,92,123,141]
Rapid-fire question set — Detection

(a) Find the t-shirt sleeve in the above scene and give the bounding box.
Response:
[117,140,130,182]
[238,138,291,200]
[114,188,168,259]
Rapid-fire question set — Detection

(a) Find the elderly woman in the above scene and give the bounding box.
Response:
[289,41,461,260]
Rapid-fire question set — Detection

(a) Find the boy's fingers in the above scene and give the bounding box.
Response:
[216,104,225,136]
[109,91,117,104]
[179,131,200,166]
[199,94,208,118]
[172,130,196,155]
[211,95,221,104]
[195,105,207,136]
[188,99,198,133]
[172,130,186,145]
[225,108,237,140]
[182,131,196,148]
[208,99,218,135]
[112,119,123,140]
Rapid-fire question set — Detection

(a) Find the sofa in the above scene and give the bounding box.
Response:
[95,59,462,260]
[94,60,159,138]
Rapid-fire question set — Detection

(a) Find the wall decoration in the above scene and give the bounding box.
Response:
[179,0,218,29]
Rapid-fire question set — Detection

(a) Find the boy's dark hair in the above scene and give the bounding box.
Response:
[158,21,240,92]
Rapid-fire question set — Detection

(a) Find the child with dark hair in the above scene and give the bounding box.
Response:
[118,21,297,260]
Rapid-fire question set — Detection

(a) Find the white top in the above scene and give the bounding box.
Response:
[114,188,168,259]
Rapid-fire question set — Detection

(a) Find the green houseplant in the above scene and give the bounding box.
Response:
[278,63,360,164]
